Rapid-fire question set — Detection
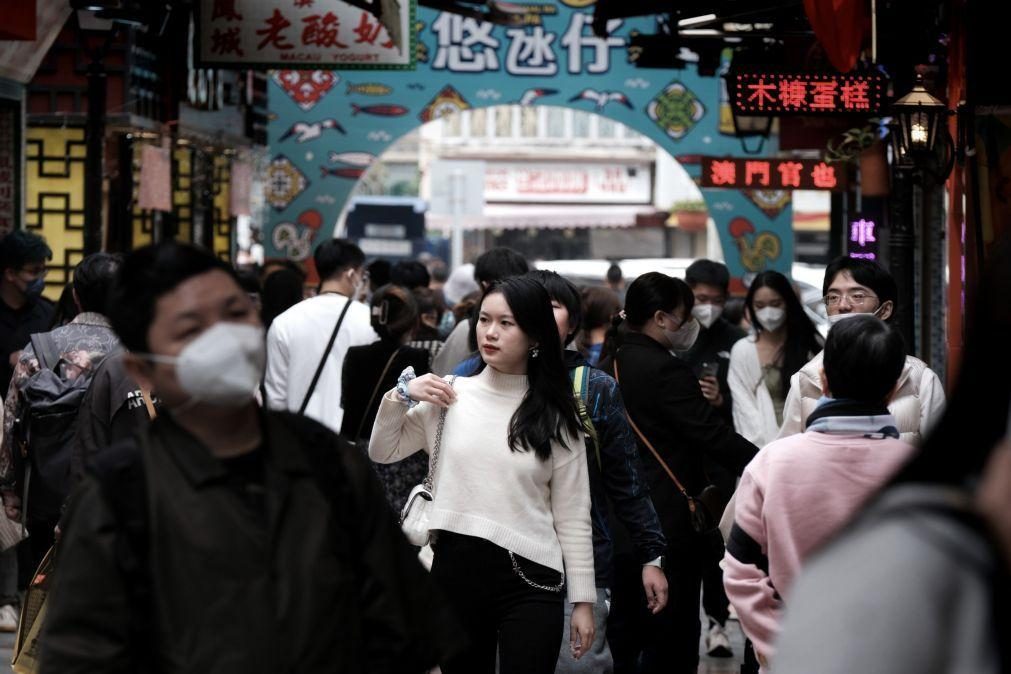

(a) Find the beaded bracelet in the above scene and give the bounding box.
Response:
[396,366,419,408]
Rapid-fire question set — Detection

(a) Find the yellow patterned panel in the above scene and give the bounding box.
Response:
[174,147,192,242]
[213,155,233,261]
[131,142,155,248]
[25,126,86,302]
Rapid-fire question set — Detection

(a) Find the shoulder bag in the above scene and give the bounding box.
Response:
[614,358,723,534]
[400,376,456,547]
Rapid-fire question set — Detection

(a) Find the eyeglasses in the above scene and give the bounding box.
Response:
[822,291,879,308]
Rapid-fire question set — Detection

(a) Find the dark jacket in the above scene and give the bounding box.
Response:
[70,351,154,492]
[0,294,53,394]
[564,351,666,587]
[604,332,757,542]
[341,341,430,441]
[40,411,462,674]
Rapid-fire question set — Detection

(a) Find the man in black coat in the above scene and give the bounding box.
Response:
[40,242,462,674]
[679,259,747,657]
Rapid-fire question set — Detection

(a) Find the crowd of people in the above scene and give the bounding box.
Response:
[0,227,1006,674]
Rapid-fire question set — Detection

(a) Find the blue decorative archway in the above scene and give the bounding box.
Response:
[265,3,792,287]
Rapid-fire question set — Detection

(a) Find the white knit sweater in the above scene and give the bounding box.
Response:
[369,366,596,604]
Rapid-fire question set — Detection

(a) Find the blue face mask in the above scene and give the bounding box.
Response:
[24,277,45,299]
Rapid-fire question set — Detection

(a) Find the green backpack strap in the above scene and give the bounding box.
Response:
[571,366,601,470]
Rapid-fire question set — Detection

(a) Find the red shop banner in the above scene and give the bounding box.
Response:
[727,70,887,115]
[700,157,847,191]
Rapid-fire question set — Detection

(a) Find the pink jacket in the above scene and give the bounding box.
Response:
[723,430,915,661]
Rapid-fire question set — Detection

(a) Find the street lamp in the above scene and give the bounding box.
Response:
[731,111,773,154]
[889,73,954,182]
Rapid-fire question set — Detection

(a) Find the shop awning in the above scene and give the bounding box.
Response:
[428,204,660,231]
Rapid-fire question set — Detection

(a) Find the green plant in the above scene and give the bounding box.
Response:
[671,199,708,213]
[826,120,884,164]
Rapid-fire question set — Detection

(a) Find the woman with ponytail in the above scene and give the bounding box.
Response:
[729,271,822,448]
[341,284,431,510]
[600,271,757,674]
[369,276,596,674]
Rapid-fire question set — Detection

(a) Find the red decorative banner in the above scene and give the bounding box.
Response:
[727,70,886,115]
[700,157,846,191]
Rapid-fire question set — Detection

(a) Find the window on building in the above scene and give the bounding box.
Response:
[572,110,592,138]
[469,108,487,137]
[494,107,513,137]
[545,108,566,138]
[520,106,538,137]
[598,117,618,138]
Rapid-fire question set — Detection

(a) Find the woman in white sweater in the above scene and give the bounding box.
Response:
[729,271,822,448]
[369,276,596,674]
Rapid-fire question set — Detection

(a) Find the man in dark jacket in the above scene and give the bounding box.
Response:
[40,242,461,674]
[680,259,747,657]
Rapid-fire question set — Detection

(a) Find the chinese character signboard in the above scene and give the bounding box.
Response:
[197,0,415,69]
[484,163,652,203]
[847,216,880,260]
[728,70,886,115]
[701,157,846,191]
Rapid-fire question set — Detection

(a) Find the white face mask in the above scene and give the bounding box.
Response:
[145,322,266,408]
[663,315,701,352]
[827,303,887,326]
[755,306,786,332]
[691,304,724,330]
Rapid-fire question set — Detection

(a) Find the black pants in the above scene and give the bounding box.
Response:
[431,531,564,674]
[609,534,705,674]
[701,528,730,625]
[18,516,56,589]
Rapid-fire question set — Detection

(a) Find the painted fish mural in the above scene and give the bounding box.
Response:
[328,152,377,167]
[347,83,394,97]
[350,103,409,117]
[321,166,368,179]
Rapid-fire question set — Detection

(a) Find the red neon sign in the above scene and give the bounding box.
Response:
[700,157,846,191]
[728,70,886,115]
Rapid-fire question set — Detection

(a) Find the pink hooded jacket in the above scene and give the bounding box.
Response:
[723,430,915,662]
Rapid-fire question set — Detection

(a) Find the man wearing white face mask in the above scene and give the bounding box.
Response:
[775,257,946,445]
[264,239,378,433]
[680,259,747,657]
[38,242,464,673]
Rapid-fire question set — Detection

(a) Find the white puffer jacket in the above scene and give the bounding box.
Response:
[775,351,946,446]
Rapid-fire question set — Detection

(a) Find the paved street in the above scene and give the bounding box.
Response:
[1,631,14,672]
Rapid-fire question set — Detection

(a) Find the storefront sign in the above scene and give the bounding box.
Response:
[701,156,845,191]
[484,163,652,203]
[728,70,886,115]
[0,100,19,236]
[197,0,415,69]
[847,217,879,260]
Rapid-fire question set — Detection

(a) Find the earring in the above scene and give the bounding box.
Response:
[529,347,540,359]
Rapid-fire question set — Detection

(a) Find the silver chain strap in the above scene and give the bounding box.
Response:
[509,551,565,593]
[422,376,455,492]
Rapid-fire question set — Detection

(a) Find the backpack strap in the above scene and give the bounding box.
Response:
[571,366,600,470]
[30,332,60,373]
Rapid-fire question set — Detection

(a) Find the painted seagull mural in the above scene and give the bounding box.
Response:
[568,89,634,112]
[517,88,558,106]
[279,119,347,143]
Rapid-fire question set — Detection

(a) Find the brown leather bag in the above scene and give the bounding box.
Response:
[614,359,725,534]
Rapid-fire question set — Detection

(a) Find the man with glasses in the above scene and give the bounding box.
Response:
[776,256,946,444]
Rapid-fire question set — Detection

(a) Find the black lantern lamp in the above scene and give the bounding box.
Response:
[890,73,955,182]
[731,111,773,154]
[892,73,948,157]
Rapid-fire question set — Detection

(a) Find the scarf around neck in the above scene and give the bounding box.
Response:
[805,397,900,439]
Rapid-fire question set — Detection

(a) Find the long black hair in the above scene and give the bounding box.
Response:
[602,271,694,359]
[479,276,581,461]
[745,270,822,388]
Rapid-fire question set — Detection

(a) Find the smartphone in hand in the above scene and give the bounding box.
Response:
[700,361,719,379]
